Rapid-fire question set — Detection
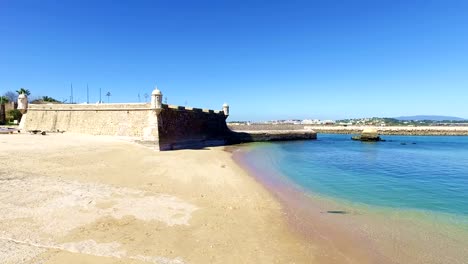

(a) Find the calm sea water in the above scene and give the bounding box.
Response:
[241,134,468,217]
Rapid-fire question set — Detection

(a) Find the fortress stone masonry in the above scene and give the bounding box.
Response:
[17,88,317,150]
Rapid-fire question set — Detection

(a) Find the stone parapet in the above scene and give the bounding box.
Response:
[22,101,231,150]
[28,103,151,111]
[21,96,322,150]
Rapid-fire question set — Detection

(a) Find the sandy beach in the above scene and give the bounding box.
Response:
[0,133,318,264]
[3,132,468,264]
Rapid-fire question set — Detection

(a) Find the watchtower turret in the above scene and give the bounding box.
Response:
[17,93,28,114]
[222,103,229,116]
[151,87,163,110]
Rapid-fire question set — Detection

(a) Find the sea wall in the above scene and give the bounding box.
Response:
[22,103,319,150]
[24,103,152,137]
[229,124,468,136]
[23,103,231,150]
[308,126,468,136]
[228,124,303,131]
[157,105,230,150]
[228,130,317,142]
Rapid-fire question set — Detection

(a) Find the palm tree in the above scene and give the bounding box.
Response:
[42,96,60,103]
[0,96,9,104]
[106,92,111,103]
[16,88,31,96]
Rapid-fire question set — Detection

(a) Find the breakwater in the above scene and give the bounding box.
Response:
[229,124,468,136]
[227,130,317,143]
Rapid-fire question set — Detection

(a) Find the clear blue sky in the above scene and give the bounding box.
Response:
[1,0,467,121]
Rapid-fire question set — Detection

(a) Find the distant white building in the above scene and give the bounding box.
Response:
[301,119,321,125]
[321,120,336,125]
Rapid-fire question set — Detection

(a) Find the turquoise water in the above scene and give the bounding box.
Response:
[241,134,468,216]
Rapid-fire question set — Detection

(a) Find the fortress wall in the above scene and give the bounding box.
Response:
[22,102,318,150]
[24,103,151,137]
[23,103,231,150]
[15,89,317,149]
[157,105,230,150]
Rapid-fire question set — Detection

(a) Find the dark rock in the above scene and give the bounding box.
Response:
[352,128,382,142]
[326,210,348,214]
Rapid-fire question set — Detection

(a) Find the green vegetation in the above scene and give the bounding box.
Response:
[30,96,63,104]
[7,109,22,122]
[16,88,31,96]
[42,96,57,102]
[41,96,61,103]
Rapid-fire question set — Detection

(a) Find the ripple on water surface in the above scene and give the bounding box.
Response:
[237,135,468,264]
[243,134,468,217]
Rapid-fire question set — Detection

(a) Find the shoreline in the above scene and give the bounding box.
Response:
[232,141,468,264]
[0,133,316,263]
[231,145,390,264]
[229,124,468,136]
[3,133,467,263]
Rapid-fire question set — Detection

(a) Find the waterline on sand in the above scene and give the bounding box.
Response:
[232,138,468,264]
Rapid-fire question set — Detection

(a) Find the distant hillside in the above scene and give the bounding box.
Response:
[395,115,466,121]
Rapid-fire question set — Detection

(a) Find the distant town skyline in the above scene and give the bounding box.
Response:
[1,0,468,121]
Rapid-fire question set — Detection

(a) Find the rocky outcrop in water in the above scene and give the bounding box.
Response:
[352,128,382,142]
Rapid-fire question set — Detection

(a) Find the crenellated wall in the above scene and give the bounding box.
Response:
[157,105,230,150]
[22,102,230,150]
[20,91,316,150]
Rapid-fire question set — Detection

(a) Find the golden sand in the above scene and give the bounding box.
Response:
[0,133,316,263]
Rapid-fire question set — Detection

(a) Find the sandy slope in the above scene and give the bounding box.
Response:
[0,133,315,264]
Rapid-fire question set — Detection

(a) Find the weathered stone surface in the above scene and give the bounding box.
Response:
[352,128,382,141]
[24,103,151,137]
[17,93,28,114]
[228,130,317,143]
[157,105,230,150]
[23,103,318,151]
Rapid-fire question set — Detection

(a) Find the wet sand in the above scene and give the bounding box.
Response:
[0,133,315,263]
[233,145,468,264]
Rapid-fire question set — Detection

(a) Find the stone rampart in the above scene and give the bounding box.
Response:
[157,105,230,150]
[24,103,152,137]
[20,89,318,150]
[22,101,231,150]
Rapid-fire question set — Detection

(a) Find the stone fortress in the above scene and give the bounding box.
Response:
[17,87,316,150]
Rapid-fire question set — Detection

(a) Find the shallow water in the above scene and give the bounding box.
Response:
[235,134,468,263]
[244,134,468,216]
